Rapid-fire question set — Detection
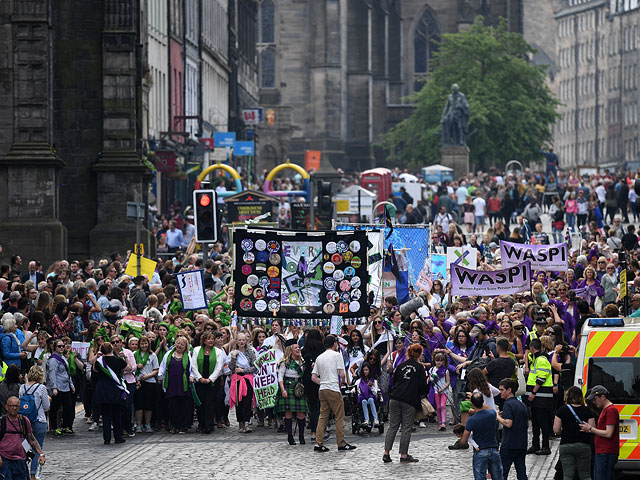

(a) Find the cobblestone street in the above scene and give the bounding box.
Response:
[41,409,562,480]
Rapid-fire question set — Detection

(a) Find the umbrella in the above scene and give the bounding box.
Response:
[398,173,419,183]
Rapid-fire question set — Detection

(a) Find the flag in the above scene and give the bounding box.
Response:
[386,244,400,280]
[384,205,394,240]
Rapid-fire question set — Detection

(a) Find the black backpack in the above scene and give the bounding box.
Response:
[0,414,27,442]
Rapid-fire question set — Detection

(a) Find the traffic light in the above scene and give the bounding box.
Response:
[318,180,332,214]
[193,189,217,242]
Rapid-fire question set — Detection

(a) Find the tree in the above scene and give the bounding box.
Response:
[381,18,560,170]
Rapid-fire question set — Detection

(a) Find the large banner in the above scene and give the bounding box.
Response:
[500,240,567,271]
[451,261,532,297]
[233,228,369,318]
[253,348,278,409]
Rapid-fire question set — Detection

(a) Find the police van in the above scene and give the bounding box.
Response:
[575,317,640,475]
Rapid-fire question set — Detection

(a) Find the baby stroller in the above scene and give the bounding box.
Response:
[345,384,384,435]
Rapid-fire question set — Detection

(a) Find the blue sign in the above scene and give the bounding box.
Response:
[214,132,236,148]
[235,141,255,156]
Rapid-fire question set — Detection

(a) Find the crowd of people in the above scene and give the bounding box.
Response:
[0,166,637,480]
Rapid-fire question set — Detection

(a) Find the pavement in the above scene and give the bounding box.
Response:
[41,407,561,480]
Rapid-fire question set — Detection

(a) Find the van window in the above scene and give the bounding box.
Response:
[588,358,640,404]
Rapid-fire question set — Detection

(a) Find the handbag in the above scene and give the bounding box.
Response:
[515,365,527,397]
[293,381,305,399]
[292,361,305,399]
[415,397,435,420]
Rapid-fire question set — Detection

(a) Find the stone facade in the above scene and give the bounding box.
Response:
[554,0,640,169]
[255,0,523,174]
[0,0,150,266]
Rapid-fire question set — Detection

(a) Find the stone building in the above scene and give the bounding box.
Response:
[0,0,151,266]
[255,0,523,173]
[554,0,640,169]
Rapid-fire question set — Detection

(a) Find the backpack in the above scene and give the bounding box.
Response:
[0,414,27,442]
[19,384,40,423]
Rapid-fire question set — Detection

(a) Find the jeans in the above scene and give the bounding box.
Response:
[316,389,345,447]
[566,213,575,231]
[594,453,618,480]
[473,448,504,480]
[30,420,47,475]
[559,442,592,480]
[500,447,528,480]
[361,398,377,423]
[0,457,29,480]
[384,399,416,455]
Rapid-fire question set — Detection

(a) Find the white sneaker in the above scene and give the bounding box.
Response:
[418,421,427,428]
[89,422,99,431]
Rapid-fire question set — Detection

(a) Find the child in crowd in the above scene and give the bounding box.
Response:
[429,353,451,431]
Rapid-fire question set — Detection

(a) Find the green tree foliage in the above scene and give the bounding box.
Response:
[382,18,560,170]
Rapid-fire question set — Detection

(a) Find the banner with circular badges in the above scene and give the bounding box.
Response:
[233,228,369,318]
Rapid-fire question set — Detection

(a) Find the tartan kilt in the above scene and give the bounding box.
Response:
[275,378,309,415]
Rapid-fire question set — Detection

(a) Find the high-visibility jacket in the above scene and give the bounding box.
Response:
[526,353,553,406]
[0,362,8,382]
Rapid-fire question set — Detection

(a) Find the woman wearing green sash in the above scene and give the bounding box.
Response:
[190,333,224,434]
[134,335,159,433]
[158,335,194,433]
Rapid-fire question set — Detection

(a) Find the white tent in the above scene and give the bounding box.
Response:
[422,164,454,172]
[422,164,454,184]
[334,185,376,220]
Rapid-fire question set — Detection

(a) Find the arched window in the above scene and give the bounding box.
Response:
[413,9,440,92]
[259,0,275,88]
[260,0,274,43]
[260,48,275,88]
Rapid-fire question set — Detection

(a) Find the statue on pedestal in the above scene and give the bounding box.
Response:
[440,83,470,146]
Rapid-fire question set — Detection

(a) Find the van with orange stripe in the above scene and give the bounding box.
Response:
[575,317,640,475]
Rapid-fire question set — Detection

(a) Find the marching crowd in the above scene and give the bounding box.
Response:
[0,167,636,480]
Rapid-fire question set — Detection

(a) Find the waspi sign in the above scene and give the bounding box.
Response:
[499,240,567,271]
[451,261,532,297]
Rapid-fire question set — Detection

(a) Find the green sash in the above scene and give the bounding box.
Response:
[197,347,216,380]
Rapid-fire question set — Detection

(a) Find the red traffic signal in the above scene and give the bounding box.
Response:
[199,194,211,207]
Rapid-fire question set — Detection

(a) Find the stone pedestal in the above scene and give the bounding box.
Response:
[440,145,470,179]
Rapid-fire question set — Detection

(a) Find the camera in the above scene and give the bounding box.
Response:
[560,345,571,355]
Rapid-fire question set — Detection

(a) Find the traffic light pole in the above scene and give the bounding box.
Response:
[136,202,142,278]
[309,173,315,231]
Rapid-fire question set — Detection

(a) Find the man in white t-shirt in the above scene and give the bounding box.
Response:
[312,335,356,452]
[473,195,487,229]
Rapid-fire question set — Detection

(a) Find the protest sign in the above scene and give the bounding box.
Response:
[71,342,91,361]
[500,240,567,271]
[430,253,448,284]
[253,348,278,409]
[125,255,157,279]
[175,269,208,310]
[451,261,532,297]
[446,246,477,274]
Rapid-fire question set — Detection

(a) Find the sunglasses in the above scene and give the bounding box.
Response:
[513,309,522,313]
[548,291,557,296]
[514,326,524,330]
[55,344,64,348]
[374,321,382,325]
[112,340,122,344]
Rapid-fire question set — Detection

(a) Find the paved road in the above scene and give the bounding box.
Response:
[41,408,561,480]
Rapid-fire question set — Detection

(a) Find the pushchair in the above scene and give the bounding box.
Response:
[343,384,384,435]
